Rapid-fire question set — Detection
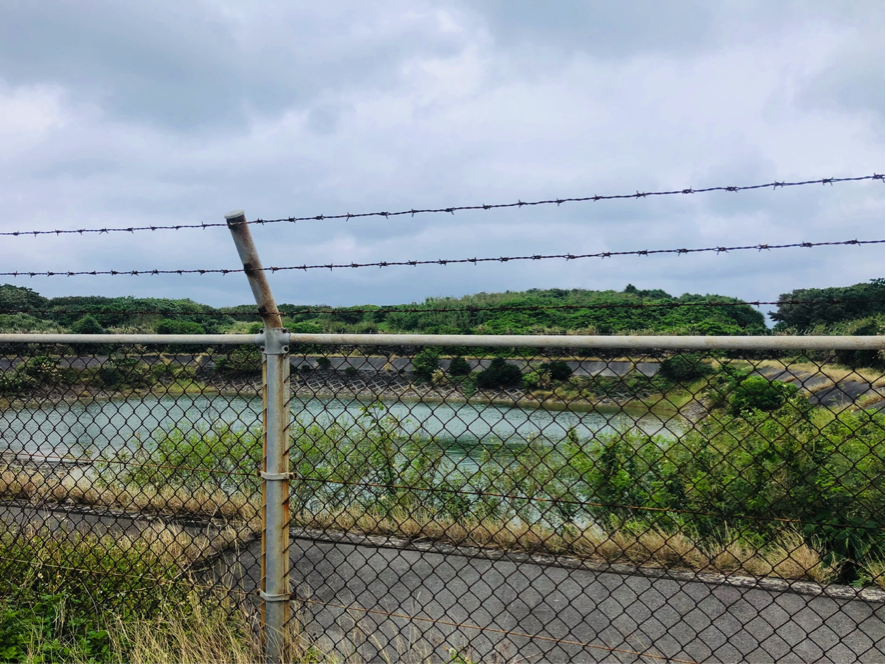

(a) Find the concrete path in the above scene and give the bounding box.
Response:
[209,530,885,664]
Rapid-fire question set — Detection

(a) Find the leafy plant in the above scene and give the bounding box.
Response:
[475,357,522,389]
[447,356,472,376]
[412,348,441,379]
[729,375,798,414]
[215,346,263,377]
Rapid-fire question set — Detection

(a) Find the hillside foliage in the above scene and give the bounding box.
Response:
[0,281,879,340]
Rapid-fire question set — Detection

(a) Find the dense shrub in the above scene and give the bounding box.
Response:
[214,346,263,377]
[522,368,551,390]
[545,360,573,381]
[657,353,713,384]
[69,315,106,335]
[729,375,798,414]
[98,357,152,388]
[0,370,27,394]
[412,348,441,379]
[156,319,206,335]
[20,356,61,384]
[834,317,885,369]
[475,357,523,389]
[447,356,472,376]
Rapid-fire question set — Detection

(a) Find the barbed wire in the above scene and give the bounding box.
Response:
[2,298,882,319]
[1,174,882,239]
[0,239,881,279]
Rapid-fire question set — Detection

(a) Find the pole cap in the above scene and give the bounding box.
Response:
[224,209,246,221]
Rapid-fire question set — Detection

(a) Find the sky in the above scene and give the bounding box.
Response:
[0,1,883,318]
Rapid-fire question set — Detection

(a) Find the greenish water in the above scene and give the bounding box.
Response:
[0,394,681,465]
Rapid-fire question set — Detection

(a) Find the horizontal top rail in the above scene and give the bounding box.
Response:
[287,334,885,350]
[0,333,882,350]
[0,333,257,345]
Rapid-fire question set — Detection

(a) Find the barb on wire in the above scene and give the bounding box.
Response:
[0,239,882,279]
[4,298,884,318]
[1,174,882,238]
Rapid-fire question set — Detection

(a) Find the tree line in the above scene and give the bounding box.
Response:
[0,279,881,338]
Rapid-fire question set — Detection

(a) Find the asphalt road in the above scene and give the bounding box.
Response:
[208,530,885,664]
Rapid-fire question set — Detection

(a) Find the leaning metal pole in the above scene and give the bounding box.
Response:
[225,210,290,663]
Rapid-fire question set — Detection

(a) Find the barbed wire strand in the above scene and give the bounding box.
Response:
[1,239,882,279]
[1,174,882,239]
[3,298,883,319]
[290,595,698,663]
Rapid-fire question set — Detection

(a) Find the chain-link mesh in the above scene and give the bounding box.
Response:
[0,341,265,652]
[0,339,882,662]
[279,343,884,663]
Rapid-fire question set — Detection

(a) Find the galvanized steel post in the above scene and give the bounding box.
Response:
[225,210,290,663]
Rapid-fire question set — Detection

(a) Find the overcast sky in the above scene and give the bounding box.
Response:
[0,1,883,316]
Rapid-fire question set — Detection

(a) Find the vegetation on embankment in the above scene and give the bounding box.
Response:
[3,279,882,341]
[17,387,872,588]
[0,521,308,663]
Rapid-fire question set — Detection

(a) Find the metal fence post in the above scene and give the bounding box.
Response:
[225,210,290,663]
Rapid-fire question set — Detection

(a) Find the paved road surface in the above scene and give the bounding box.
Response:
[208,530,884,663]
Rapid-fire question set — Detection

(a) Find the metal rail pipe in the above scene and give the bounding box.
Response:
[0,334,256,345]
[0,334,881,351]
[286,334,885,351]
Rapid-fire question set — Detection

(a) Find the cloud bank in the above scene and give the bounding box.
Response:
[0,1,882,317]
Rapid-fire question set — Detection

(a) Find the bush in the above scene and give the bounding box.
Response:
[151,363,196,382]
[69,315,105,335]
[835,317,885,369]
[475,357,523,389]
[729,375,798,414]
[316,357,332,371]
[344,366,358,378]
[20,356,61,385]
[412,348,441,379]
[0,370,27,394]
[214,346,263,377]
[98,357,152,388]
[522,369,548,390]
[448,356,472,377]
[658,353,713,384]
[547,360,573,381]
[156,319,205,335]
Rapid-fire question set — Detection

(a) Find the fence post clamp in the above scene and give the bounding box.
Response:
[259,591,291,603]
[260,471,293,481]
[255,327,290,355]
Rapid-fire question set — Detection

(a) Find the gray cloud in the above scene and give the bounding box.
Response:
[0,1,461,131]
[0,1,881,313]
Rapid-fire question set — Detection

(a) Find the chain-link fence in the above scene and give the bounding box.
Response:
[0,334,882,662]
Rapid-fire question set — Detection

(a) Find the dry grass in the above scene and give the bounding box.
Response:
[752,359,884,388]
[0,464,260,525]
[297,508,841,584]
[0,467,849,586]
[862,559,885,589]
[111,593,335,664]
[16,589,335,664]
